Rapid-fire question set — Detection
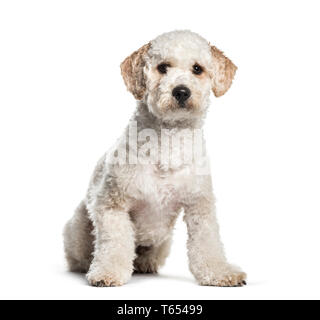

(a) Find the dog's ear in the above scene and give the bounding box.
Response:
[210,45,237,97]
[120,43,151,100]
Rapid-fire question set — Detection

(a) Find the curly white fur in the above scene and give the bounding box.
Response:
[63,30,246,287]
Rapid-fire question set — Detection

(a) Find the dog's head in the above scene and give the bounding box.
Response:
[121,30,237,122]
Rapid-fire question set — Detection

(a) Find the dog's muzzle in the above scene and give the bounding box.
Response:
[172,85,191,107]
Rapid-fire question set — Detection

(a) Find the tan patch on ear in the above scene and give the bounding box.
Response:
[210,45,237,97]
[120,43,151,100]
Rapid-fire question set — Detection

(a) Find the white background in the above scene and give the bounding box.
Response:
[0,0,320,300]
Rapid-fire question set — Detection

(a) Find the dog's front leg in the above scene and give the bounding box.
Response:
[86,209,135,287]
[184,195,246,287]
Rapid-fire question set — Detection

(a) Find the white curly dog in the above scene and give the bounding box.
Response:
[64,30,247,287]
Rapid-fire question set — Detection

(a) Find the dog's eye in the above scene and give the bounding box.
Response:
[192,64,204,75]
[157,63,170,74]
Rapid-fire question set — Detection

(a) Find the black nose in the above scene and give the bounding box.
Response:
[172,85,191,104]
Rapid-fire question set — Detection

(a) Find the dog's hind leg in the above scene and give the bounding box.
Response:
[134,237,172,274]
[63,201,94,273]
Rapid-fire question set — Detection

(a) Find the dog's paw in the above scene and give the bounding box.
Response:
[134,261,159,274]
[86,266,131,287]
[203,271,247,287]
[87,275,124,287]
[198,264,247,287]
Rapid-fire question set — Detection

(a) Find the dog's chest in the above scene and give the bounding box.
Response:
[127,165,192,246]
[128,164,192,206]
